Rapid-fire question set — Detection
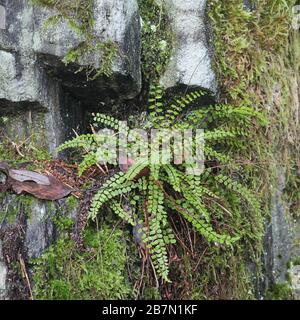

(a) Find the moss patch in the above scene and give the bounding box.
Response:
[207,0,300,299]
[138,0,174,83]
[0,112,51,166]
[32,226,136,300]
[265,283,295,300]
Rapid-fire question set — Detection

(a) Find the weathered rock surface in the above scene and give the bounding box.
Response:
[263,169,292,290]
[0,0,142,300]
[33,0,142,101]
[0,0,142,153]
[0,194,79,299]
[0,0,141,106]
[0,241,7,299]
[160,0,216,93]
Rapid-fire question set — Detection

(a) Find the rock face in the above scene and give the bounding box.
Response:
[33,0,142,102]
[0,242,7,299]
[0,0,141,104]
[160,0,216,93]
[0,0,142,152]
[263,169,292,290]
[0,194,78,299]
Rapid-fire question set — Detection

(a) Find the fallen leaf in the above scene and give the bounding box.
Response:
[10,175,73,201]
[9,169,51,186]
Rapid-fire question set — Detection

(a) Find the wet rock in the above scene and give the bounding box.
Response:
[0,241,7,300]
[0,5,5,30]
[24,200,55,259]
[160,0,216,93]
[263,168,293,290]
[0,0,142,151]
[290,265,300,298]
[0,194,79,299]
[0,1,141,105]
[0,1,43,108]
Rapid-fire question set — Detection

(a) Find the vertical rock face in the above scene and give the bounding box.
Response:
[160,0,216,93]
[0,0,142,148]
[0,242,7,299]
[263,169,292,290]
[0,1,42,107]
[0,4,5,30]
[0,195,79,299]
[24,201,55,260]
[33,0,142,101]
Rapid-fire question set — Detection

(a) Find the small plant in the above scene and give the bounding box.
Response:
[58,87,267,281]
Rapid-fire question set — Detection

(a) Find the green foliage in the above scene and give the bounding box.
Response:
[208,0,295,105]
[32,226,133,300]
[138,0,174,82]
[207,0,300,298]
[0,114,51,165]
[265,283,295,300]
[58,87,266,282]
[30,0,118,78]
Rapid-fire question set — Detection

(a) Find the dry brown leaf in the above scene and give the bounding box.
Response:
[8,169,51,186]
[10,175,73,201]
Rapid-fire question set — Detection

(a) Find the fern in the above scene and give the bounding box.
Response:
[58,87,266,281]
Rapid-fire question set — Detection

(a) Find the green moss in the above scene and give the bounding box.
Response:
[204,0,300,299]
[52,213,75,233]
[138,0,174,83]
[0,194,36,225]
[32,226,136,300]
[0,112,51,166]
[291,256,300,266]
[208,0,294,105]
[65,195,79,211]
[265,283,294,300]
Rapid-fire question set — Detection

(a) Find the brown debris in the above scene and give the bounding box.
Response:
[0,161,73,200]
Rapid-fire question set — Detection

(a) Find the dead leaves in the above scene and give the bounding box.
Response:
[0,161,73,200]
[9,169,51,186]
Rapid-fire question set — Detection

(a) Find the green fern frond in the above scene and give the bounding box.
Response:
[56,134,95,152]
[89,173,136,220]
[124,158,149,181]
[93,113,124,131]
[167,198,239,245]
[164,165,181,192]
[214,174,262,218]
[78,152,98,176]
[110,200,136,226]
[204,146,233,164]
[162,89,206,126]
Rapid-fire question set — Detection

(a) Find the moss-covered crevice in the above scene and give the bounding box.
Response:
[138,0,174,84]
[207,0,300,298]
[0,194,36,300]
[0,112,51,166]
